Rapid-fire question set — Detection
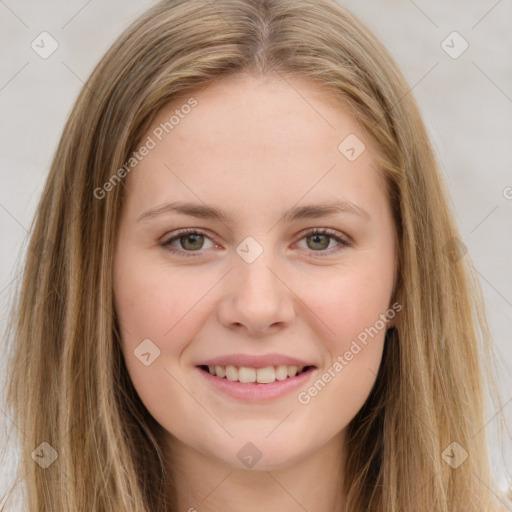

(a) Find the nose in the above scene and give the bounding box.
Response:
[217,248,296,336]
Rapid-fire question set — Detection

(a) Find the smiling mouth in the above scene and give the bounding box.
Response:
[197,364,316,384]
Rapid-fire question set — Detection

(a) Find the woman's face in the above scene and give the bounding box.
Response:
[113,74,398,471]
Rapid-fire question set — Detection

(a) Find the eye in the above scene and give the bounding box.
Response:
[160,227,351,258]
[295,228,351,256]
[160,229,216,257]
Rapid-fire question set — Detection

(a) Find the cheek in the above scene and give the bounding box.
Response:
[304,265,394,354]
[292,259,393,417]
[294,277,389,436]
[114,253,199,347]
[113,252,223,394]
[113,254,208,427]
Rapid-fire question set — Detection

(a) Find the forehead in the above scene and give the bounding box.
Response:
[152,73,358,152]
[124,74,388,218]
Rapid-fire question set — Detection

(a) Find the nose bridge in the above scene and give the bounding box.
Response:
[218,234,295,333]
[234,238,283,303]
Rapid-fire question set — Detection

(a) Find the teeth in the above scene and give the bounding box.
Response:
[238,366,256,383]
[275,365,289,380]
[256,366,275,383]
[204,364,310,383]
[226,365,238,381]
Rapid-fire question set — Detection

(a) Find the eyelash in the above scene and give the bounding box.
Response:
[160,228,351,258]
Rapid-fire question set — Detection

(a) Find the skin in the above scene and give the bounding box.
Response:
[113,73,398,512]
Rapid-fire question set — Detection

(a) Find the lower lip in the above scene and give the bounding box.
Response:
[196,366,317,402]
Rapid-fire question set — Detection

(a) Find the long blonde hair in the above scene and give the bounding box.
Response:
[2,0,508,510]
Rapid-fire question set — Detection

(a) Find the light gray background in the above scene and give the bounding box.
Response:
[1,0,511,507]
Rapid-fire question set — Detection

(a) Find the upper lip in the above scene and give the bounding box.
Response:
[196,353,316,369]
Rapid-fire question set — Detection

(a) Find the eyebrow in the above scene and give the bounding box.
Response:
[136,199,371,223]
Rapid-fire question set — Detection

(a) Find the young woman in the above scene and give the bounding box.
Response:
[2,0,509,510]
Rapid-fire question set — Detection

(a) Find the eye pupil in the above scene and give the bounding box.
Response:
[181,234,204,250]
[307,234,330,250]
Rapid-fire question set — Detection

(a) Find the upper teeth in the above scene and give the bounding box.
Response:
[207,364,306,383]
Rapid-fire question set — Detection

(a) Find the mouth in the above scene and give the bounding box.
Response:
[196,363,318,402]
[197,364,316,384]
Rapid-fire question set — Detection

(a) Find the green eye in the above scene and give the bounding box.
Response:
[306,233,331,250]
[178,233,206,251]
[295,228,350,256]
[161,229,215,256]
[161,228,350,258]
